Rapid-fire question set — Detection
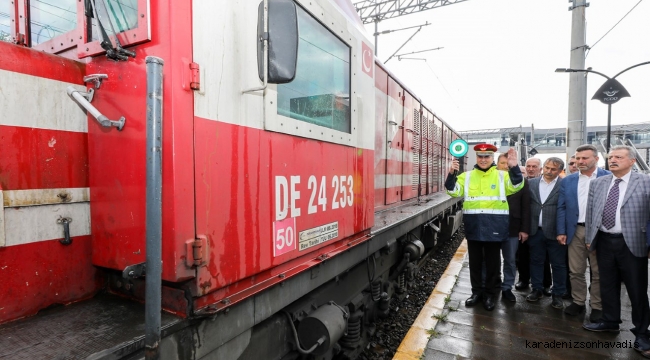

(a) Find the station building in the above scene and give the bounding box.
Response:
[458,122,650,171]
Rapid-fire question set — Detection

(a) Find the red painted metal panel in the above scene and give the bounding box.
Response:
[86,0,195,282]
[192,119,374,296]
[0,236,102,324]
[0,41,85,84]
[374,61,388,93]
[374,66,388,207]
[0,41,98,324]
[0,126,88,191]
[385,77,403,204]
[401,92,415,200]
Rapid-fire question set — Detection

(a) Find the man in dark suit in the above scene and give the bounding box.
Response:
[526,157,566,309]
[557,144,610,321]
[497,154,531,302]
[516,158,552,295]
[583,145,650,353]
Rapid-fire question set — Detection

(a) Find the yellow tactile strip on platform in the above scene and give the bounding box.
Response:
[393,239,468,360]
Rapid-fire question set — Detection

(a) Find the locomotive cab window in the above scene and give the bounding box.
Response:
[277,6,351,134]
[0,1,10,42]
[80,0,150,58]
[3,0,149,58]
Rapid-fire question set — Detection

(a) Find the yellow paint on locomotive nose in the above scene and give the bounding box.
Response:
[393,240,467,360]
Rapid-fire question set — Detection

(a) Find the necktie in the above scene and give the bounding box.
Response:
[601,178,622,230]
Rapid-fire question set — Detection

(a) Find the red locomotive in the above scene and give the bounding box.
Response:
[0,0,463,358]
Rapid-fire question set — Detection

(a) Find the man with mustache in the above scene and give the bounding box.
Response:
[557,144,609,321]
[526,157,566,309]
[582,145,650,355]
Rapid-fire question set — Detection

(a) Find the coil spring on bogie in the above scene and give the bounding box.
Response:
[371,280,382,301]
[340,315,361,348]
[397,274,406,292]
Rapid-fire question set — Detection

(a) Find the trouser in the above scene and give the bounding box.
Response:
[468,240,501,296]
[501,237,519,291]
[529,230,567,295]
[517,239,552,287]
[568,225,601,308]
[597,231,649,335]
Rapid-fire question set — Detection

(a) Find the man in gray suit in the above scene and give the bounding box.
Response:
[583,145,650,353]
[526,157,566,309]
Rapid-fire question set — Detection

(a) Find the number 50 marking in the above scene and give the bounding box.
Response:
[273,217,296,257]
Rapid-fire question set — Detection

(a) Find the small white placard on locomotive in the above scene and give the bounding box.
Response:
[298,222,339,251]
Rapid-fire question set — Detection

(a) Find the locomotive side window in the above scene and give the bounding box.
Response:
[29,0,77,45]
[277,6,351,134]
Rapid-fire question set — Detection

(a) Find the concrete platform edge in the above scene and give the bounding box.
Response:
[393,239,468,360]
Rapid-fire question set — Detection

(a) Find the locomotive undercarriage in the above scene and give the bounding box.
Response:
[152,193,462,360]
[0,194,461,360]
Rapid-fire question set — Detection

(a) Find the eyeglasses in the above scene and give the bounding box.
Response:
[569,162,575,166]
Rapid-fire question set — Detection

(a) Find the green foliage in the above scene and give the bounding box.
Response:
[432,313,448,322]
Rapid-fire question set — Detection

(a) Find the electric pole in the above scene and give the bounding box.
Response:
[565,0,589,161]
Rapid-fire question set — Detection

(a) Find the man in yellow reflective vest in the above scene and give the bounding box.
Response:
[445,143,524,311]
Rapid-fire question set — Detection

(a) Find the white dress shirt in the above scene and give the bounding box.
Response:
[538,176,558,227]
[599,171,631,234]
[577,170,598,223]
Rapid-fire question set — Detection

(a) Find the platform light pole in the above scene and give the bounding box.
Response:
[556,61,650,169]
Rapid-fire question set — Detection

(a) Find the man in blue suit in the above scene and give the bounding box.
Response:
[557,144,610,322]
[582,145,650,354]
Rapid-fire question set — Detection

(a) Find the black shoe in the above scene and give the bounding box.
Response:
[515,281,529,290]
[564,302,586,316]
[551,295,564,309]
[465,294,482,307]
[483,295,495,311]
[635,335,650,352]
[526,289,544,302]
[543,287,552,296]
[502,289,516,302]
[562,292,573,300]
[582,322,620,332]
[590,309,603,323]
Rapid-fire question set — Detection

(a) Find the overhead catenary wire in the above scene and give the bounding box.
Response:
[586,0,644,58]
[424,61,460,111]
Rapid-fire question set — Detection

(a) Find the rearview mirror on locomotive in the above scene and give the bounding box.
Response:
[257,0,299,84]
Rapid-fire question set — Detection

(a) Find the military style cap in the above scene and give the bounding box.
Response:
[474,143,497,155]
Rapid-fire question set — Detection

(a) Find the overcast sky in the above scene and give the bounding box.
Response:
[360,0,650,132]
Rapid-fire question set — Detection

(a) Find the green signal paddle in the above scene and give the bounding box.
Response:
[449,139,468,157]
[449,139,468,175]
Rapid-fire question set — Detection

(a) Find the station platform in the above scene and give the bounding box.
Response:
[395,240,649,359]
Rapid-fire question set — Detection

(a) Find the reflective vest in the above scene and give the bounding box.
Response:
[447,166,523,241]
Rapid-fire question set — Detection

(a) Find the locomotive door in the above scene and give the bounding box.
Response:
[432,116,443,193]
[385,77,403,204]
[374,66,389,207]
[400,93,416,200]
[423,109,434,195]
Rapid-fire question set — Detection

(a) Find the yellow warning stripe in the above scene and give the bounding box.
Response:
[393,239,468,360]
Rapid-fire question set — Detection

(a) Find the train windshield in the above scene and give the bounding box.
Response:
[27,0,77,45]
[0,2,11,42]
[277,5,351,134]
[89,0,139,42]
